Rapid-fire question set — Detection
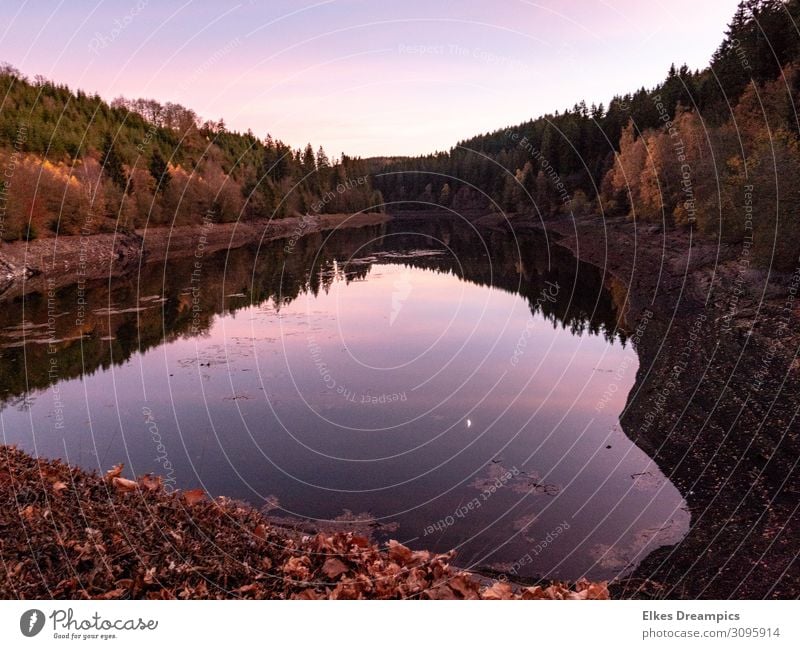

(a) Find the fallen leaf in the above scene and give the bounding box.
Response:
[578,579,610,600]
[321,557,349,579]
[112,477,138,492]
[405,567,429,593]
[330,579,364,599]
[20,505,38,521]
[481,582,514,600]
[449,574,480,599]
[143,567,157,585]
[139,474,162,491]
[182,488,206,505]
[387,540,413,564]
[104,464,123,482]
[283,556,311,580]
[520,586,547,600]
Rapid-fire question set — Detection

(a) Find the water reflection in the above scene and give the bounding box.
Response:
[0,217,688,580]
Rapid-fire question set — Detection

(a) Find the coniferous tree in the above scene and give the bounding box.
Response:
[149,151,170,194]
[302,143,316,175]
[316,146,329,169]
[101,133,127,190]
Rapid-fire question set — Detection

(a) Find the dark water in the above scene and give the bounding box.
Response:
[0,218,688,580]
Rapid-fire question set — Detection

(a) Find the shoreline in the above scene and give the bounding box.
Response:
[0,211,391,301]
[510,213,799,599]
[390,208,799,598]
[0,444,608,600]
[1,209,797,599]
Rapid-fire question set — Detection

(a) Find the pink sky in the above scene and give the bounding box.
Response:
[1,0,741,157]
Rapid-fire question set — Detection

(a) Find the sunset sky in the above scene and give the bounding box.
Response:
[1,0,740,157]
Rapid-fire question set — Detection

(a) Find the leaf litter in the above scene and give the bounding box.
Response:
[0,445,608,600]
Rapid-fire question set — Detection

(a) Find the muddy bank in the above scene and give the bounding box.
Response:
[507,214,800,599]
[0,212,390,300]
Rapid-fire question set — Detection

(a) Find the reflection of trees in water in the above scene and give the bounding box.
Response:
[0,218,625,405]
[343,218,626,344]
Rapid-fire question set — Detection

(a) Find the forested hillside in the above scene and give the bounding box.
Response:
[2,0,799,269]
[0,70,382,241]
[370,0,800,269]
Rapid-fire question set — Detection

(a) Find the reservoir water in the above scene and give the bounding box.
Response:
[0,217,688,580]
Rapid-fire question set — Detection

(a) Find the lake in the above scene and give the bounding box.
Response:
[0,217,688,581]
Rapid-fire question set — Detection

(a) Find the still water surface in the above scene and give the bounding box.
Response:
[0,219,688,580]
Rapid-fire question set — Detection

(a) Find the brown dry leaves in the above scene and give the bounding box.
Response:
[182,489,206,506]
[279,533,608,600]
[518,579,610,600]
[0,445,609,600]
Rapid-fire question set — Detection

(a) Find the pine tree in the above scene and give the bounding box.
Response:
[149,151,170,194]
[316,146,329,169]
[302,143,316,174]
[101,133,127,190]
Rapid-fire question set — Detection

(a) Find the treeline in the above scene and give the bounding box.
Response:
[2,0,799,269]
[369,0,800,269]
[0,69,382,241]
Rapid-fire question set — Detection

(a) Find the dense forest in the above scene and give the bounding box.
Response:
[1,0,799,269]
[370,0,800,269]
[0,70,383,241]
